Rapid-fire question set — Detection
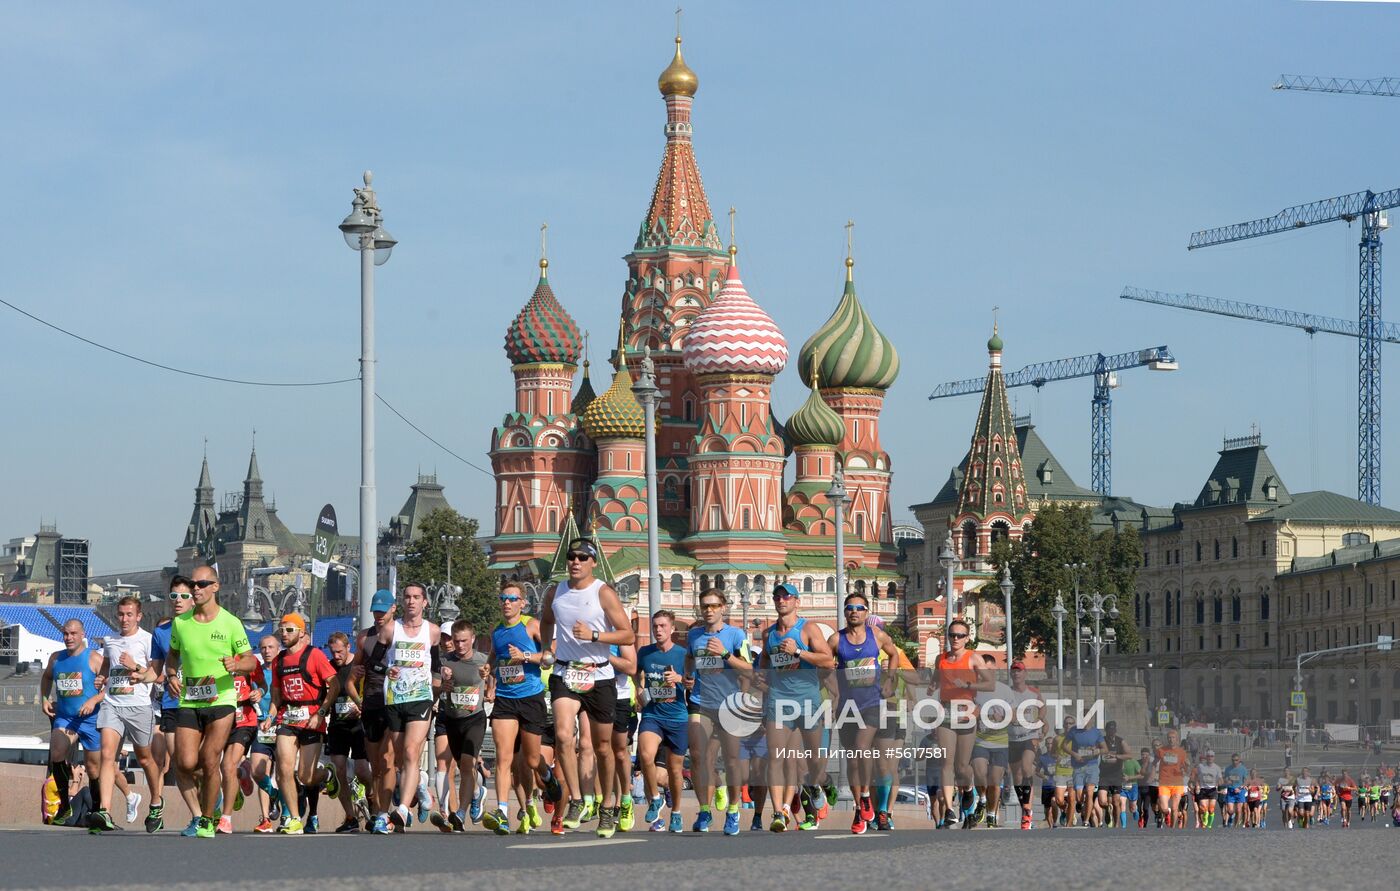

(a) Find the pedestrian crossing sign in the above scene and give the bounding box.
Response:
[1290,690,1306,708]
[1156,707,1170,726]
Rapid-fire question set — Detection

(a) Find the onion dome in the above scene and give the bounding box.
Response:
[797,257,899,390]
[988,324,1003,353]
[682,261,788,376]
[581,351,645,441]
[787,371,846,447]
[504,258,583,366]
[570,358,597,415]
[658,36,698,97]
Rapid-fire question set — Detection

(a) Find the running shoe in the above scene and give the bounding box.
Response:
[416,782,431,825]
[53,803,73,826]
[649,817,666,832]
[87,809,117,833]
[483,807,511,836]
[723,811,740,836]
[551,807,565,835]
[324,769,339,799]
[580,799,598,823]
[859,796,875,823]
[875,810,892,832]
[430,810,453,833]
[527,801,542,829]
[370,815,391,835]
[239,763,255,798]
[1020,813,1032,831]
[597,806,618,839]
[217,815,233,834]
[561,799,585,829]
[354,795,372,827]
[770,811,789,832]
[693,810,713,832]
[144,803,164,834]
[714,786,728,812]
[307,816,319,834]
[516,813,531,835]
[469,795,484,824]
[824,781,839,807]
[180,818,201,837]
[254,818,276,833]
[669,813,684,833]
[645,796,663,825]
[798,813,820,830]
[125,791,142,824]
[335,818,361,833]
[389,804,410,832]
[852,814,867,834]
[542,771,563,804]
[618,798,634,832]
[194,816,216,838]
[278,817,304,835]
[750,812,765,832]
[233,788,244,812]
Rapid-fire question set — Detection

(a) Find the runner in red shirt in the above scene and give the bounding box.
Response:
[270,613,340,834]
[216,662,265,833]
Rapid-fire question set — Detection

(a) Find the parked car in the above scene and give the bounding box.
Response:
[896,786,930,806]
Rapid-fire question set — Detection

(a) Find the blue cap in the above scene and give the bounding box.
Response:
[371,589,396,612]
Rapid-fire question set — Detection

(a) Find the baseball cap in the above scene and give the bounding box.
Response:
[371,589,396,613]
[1010,660,1026,670]
[280,614,305,632]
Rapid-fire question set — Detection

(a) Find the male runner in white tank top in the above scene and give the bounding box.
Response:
[382,583,442,830]
[538,538,635,838]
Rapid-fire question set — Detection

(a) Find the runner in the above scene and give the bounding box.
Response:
[1222,753,1248,828]
[1139,744,1158,829]
[1245,771,1264,828]
[1294,768,1315,829]
[931,618,992,828]
[1036,733,1060,829]
[1050,722,1074,827]
[636,610,688,834]
[484,581,561,836]
[758,581,833,832]
[871,616,914,832]
[40,620,105,829]
[352,589,396,833]
[218,638,264,833]
[1278,770,1296,829]
[377,583,441,831]
[685,587,750,834]
[88,596,162,835]
[1119,749,1142,829]
[1097,720,1129,830]
[1005,661,1041,830]
[249,635,282,832]
[1191,749,1222,829]
[970,654,1013,830]
[270,613,339,834]
[537,539,636,838]
[1066,712,1107,828]
[430,619,489,833]
[1317,773,1335,825]
[1337,771,1355,827]
[827,591,899,834]
[1155,728,1190,829]
[324,631,371,832]
[163,565,259,838]
[607,639,639,832]
[150,575,201,833]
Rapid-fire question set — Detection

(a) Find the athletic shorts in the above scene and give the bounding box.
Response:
[972,745,1010,769]
[441,713,487,762]
[1296,799,1314,811]
[174,705,235,731]
[540,721,557,750]
[226,726,256,751]
[686,704,721,726]
[1226,788,1246,804]
[641,714,688,756]
[1123,785,1139,802]
[52,713,100,751]
[251,740,276,759]
[276,726,324,747]
[875,710,906,741]
[327,723,367,760]
[490,693,547,736]
[159,709,184,735]
[384,700,434,732]
[1196,787,1217,803]
[1054,772,1072,789]
[1157,785,1186,799]
[764,696,823,730]
[97,703,155,748]
[1102,785,1121,797]
[739,730,766,760]
[1246,799,1261,810]
[1141,785,1157,803]
[1041,787,1056,809]
[548,674,616,726]
[361,707,390,744]
[838,710,881,750]
[1072,763,1100,789]
[1009,738,1038,764]
[613,698,637,744]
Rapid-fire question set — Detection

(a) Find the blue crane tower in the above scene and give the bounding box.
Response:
[928,347,1178,496]
[1120,286,1400,344]
[1189,188,1400,505]
[1274,75,1400,97]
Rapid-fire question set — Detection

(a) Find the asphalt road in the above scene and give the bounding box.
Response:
[2,819,1394,891]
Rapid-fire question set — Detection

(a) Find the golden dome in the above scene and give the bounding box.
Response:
[658,37,698,97]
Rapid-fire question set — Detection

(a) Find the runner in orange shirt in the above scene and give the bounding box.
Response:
[1155,728,1190,829]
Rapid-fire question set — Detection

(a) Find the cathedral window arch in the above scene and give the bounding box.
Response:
[854,513,865,538]
[990,520,1010,545]
[961,520,978,559]
[887,582,897,599]
[513,505,524,531]
[740,403,748,428]
[548,508,558,532]
[683,395,695,421]
[737,573,749,590]
[742,508,752,530]
[826,576,836,593]
[803,576,813,593]
[699,574,709,592]
[670,573,683,592]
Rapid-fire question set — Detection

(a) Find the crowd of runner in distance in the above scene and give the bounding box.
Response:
[37,540,1400,837]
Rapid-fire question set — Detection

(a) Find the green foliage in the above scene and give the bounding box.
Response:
[396,508,496,632]
[989,504,1141,662]
[884,621,920,664]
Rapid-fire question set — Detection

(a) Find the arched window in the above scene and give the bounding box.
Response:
[961,520,978,559]
[1165,591,1173,626]
[990,521,1010,545]
[1260,593,1270,621]
[670,573,683,593]
[1231,595,1241,623]
[855,580,866,595]
[755,575,766,591]
[1231,537,1238,558]
[513,505,524,531]
[698,574,709,593]
[887,581,898,599]
[683,396,695,422]
[1213,596,1223,624]
[736,573,749,591]
[1214,540,1220,560]
[854,514,865,538]
[802,576,813,593]
[1195,597,1205,625]
[826,576,836,593]
[1145,599,1152,628]
[663,478,678,500]
[714,574,725,591]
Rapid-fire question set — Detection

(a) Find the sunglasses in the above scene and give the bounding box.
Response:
[949,632,969,640]
[772,592,796,601]
[280,626,299,633]
[192,579,217,589]
[499,595,521,603]
[700,602,724,610]
[566,552,592,562]
[169,592,193,601]
[844,604,868,612]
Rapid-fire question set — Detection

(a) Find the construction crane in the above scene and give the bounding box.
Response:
[1120,286,1400,344]
[1274,75,1400,97]
[929,346,1178,496]
[1189,188,1400,506]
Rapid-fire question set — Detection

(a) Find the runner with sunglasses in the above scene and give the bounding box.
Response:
[352,589,397,834]
[163,565,259,838]
[269,613,339,834]
[931,618,992,828]
[538,539,636,838]
[828,591,899,834]
[685,587,750,834]
[149,575,200,833]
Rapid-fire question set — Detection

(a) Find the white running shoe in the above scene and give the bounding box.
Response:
[126,792,142,824]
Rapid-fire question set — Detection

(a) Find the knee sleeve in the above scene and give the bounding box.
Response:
[1015,785,1031,806]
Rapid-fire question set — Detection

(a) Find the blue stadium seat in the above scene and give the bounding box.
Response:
[0,604,62,640]
[40,606,116,641]
[311,615,356,650]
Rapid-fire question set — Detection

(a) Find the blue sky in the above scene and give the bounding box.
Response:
[4,1,1399,572]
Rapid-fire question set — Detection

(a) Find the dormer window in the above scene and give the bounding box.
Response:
[1038,461,1053,485]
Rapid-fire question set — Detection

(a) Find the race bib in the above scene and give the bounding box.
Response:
[563,661,595,694]
[186,677,218,703]
[1162,754,1178,764]
[770,650,798,670]
[842,658,877,687]
[108,668,135,696]
[694,654,723,672]
[256,727,276,744]
[498,663,525,685]
[450,688,482,711]
[56,673,83,697]
[646,678,677,702]
[283,705,311,725]
[334,698,354,716]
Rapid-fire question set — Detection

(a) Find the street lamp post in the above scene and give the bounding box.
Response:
[427,581,461,626]
[1064,562,1087,703]
[242,566,305,630]
[828,468,848,623]
[734,576,762,644]
[1074,589,1119,706]
[339,171,397,631]
[938,531,957,652]
[999,565,1015,672]
[1051,591,1067,708]
[633,349,662,622]
[441,535,465,591]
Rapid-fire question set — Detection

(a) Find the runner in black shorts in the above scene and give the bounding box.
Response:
[326,631,370,832]
[352,589,396,834]
[430,619,489,833]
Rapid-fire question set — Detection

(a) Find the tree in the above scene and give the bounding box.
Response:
[989,503,1141,663]
[395,508,496,633]
[885,622,920,665]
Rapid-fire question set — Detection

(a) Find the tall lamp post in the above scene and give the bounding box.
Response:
[828,468,848,622]
[339,171,397,631]
[733,576,763,646]
[938,531,957,651]
[441,535,465,591]
[633,348,662,621]
[242,566,304,631]
[1064,562,1088,703]
[427,581,461,626]
[999,566,1015,672]
[1077,592,1119,705]
[1051,591,1067,709]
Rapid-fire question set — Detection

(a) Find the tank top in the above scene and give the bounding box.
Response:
[385,619,434,705]
[491,618,544,698]
[835,628,881,712]
[360,630,389,711]
[52,647,97,720]
[936,648,978,703]
[766,618,819,701]
[551,578,615,680]
[331,663,360,726]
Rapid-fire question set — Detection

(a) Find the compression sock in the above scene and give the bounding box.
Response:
[1119,810,1128,828]
[584,794,595,810]
[960,788,975,813]
[875,780,893,814]
[1014,785,1031,807]
[50,761,72,811]
[699,804,711,814]
[89,773,102,806]
[304,784,321,818]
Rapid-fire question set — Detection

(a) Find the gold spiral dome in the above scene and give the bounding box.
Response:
[658,37,698,97]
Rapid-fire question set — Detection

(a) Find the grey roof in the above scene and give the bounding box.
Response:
[1283,534,1400,575]
[1249,490,1400,525]
[387,474,454,543]
[1186,441,1289,511]
[913,420,1097,511]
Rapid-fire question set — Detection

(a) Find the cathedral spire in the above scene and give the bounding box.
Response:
[954,324,1029,523]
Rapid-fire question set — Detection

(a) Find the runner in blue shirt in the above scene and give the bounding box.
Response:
[636,609,688,833]
[685,587,750,835]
